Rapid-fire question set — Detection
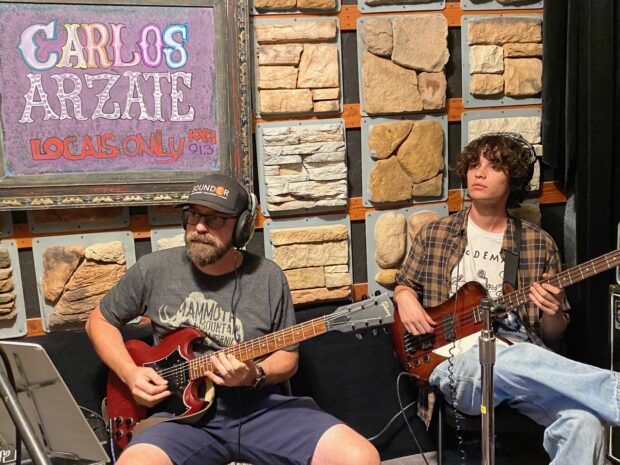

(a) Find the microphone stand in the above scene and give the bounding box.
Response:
[479,297,495,465]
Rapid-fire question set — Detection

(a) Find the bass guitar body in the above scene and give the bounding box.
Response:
[391,281,488,385]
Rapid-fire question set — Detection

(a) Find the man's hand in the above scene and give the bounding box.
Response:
[207,350,258,387]
[394,287,436,335]
[123,365,170,408]
[529,273,563,316]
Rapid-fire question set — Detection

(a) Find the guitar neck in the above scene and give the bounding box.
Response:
[497,248,620,310]
[188,316,328,380]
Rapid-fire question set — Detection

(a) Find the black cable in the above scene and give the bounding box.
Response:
[396,372,431,465]
[449,255,468,465]
[231,251,243,459]
[366,400,417,442]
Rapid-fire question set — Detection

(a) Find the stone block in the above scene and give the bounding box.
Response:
[368,120,413,160]
[362,18,393,57]
[368,157,412,203]
[270,224,349,245]
[374,213,407,269]
[273,240,349,269]
[396,120,444,183]
[504,58,542,97]
[297,44,340,89]
[469,45,504,74]
[418,72,447,110]
[259,89,313,115]
[255,21,337,44]
[468,17,542,45]
[258,66,298,89]
[362,51,422,115]
[257,44,304,66]
[284,267,326,290]
[469,74,504,96]
[392,15,449,72]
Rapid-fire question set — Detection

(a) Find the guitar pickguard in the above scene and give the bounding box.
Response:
[143,347,195,417]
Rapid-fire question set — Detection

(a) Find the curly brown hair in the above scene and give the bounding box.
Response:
[455,133,535,208]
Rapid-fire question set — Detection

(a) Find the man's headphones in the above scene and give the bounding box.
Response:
[233,190,258,249]
[181,188,258,249]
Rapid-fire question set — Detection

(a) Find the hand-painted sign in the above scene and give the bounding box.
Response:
[0,3,219,176]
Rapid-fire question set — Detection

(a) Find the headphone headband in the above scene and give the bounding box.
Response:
[472,131,537,166]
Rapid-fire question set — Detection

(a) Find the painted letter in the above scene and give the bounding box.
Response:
[110,24,141,67]
[122,71,149,120]
[170,72,194,122]
[17,21,59,71]
[143,72,170,121]
[57,24,86,68]
[82,23,112,68]
[85,73,121,119]
[138,24,164,68]
[51,73,87,120]
[19,74,59,123]
[163,24,188,69]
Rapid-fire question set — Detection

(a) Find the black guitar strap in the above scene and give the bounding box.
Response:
[503,216,547,348]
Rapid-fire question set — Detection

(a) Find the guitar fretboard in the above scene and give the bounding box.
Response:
[187,316,328,380]
[471,248,620,322]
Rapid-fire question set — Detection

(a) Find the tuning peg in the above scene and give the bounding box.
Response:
[372,328,378,336]
[355,332,363,340]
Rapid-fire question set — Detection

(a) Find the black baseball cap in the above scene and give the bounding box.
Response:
[179,173,248,215]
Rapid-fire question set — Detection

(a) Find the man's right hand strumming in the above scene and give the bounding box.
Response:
[122,364,170,408]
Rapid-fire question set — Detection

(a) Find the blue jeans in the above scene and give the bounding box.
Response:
[430,343,620,465]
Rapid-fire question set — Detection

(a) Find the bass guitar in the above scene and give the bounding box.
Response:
[392,249,620,385]
[107,293,394,449]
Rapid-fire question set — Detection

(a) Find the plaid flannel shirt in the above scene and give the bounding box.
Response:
[395,208,570,426]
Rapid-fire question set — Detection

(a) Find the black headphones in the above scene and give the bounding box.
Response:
[181,188,258,249]
[233,190,258,249]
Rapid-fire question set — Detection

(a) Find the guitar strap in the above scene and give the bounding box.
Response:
[503,216,547,348]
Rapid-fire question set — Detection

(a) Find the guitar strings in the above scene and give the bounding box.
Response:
[404,249,620,347]
[154,249,618,381]
[154,301,388,381]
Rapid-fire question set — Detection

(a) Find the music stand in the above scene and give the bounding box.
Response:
[0,341,109,465]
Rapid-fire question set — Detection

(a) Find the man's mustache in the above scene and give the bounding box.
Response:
[187,232,216,245]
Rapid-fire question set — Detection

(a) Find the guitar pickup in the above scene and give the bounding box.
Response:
[442,315,455,341]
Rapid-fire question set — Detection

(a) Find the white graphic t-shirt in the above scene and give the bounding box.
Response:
[450,217,504,298]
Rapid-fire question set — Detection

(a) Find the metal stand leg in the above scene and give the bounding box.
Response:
[0,352,52,465]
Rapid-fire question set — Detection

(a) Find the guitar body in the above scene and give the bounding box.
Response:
[107,327,212,449]
[391,281,488,385]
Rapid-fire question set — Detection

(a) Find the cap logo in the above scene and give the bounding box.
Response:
[191,183,230,199]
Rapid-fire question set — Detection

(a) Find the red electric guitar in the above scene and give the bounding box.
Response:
[392,249,620,385]
[107,294,394,449]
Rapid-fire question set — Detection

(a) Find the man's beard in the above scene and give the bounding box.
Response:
[185,232,233,266]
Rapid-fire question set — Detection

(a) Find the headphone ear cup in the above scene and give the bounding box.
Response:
[233,193,258,248]
[181,210,188,230]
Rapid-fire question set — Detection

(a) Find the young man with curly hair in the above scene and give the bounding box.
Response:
[394,133,620,464]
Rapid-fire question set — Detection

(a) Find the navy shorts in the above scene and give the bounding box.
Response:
[127,386,342,465]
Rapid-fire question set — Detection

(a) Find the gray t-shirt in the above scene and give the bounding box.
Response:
[99,247,296,354]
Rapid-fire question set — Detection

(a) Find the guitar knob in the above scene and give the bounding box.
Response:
[114,417,124,426]
[115,430,123,439]
[125,418,134,427]
[423,355,431,363]
[413,359,420,367]
[126,432,133,441]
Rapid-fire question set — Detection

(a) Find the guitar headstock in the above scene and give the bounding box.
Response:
[326,293,394,333]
